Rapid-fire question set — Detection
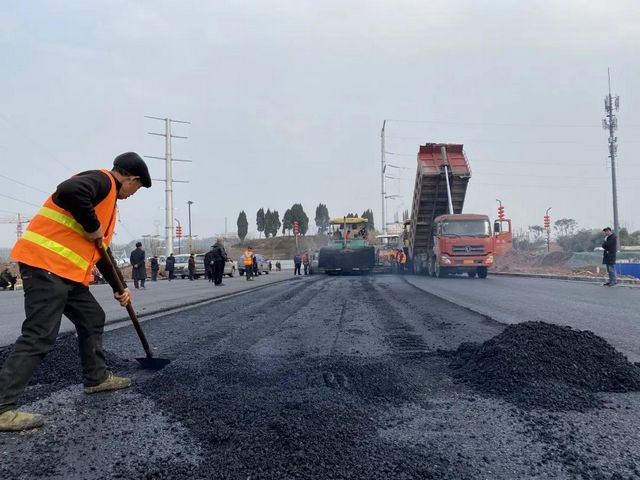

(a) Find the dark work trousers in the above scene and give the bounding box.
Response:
[294,263,302,275]
[0,264,108,414]
[213,260,225,285]
[245,263,253,281]
[151,269,158,281]
[188,268,195,281]
[167,269,174,280]
[132,266,145,288]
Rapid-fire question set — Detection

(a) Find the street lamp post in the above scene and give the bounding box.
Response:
[187,200,194,252]
[544,208,552,253]
[175,218,181,254]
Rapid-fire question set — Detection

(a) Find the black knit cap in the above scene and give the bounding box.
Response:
[113,152,152,188]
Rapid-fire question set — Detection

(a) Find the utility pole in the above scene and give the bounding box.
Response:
[544,208,551,252]
[602,68,620,243]
[145,116,191,256]
[381,120,387,235]
[187,200,194,252]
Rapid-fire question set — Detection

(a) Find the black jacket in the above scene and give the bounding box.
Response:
[602,234,617,265]
[212,243,228,262]
[204,250,214,268]
[150,258,159,271]
[165,256,175,270]
[130,248,145,268]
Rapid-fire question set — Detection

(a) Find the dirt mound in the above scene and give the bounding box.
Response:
[450,321,640,411]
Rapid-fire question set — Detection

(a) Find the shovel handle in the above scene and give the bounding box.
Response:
[94,239,153,358]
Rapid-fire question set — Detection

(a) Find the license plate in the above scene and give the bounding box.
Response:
[463,259,474,264]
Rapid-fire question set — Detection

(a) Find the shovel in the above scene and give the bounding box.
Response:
[95,239,171,370]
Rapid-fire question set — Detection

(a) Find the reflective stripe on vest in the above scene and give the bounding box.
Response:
[10,169,117,285]
[21,230,90,270]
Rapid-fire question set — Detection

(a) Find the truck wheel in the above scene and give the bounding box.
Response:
[467,271,477,278]
[477,267,488,279]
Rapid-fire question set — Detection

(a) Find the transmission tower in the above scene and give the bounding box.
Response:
[602,69,620,242]
[144,116,191,255]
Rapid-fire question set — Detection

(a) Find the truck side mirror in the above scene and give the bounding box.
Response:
[494,221,501,233]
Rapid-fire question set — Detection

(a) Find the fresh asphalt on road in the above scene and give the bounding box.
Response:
[1,273,639,479]
[405,273,640,362]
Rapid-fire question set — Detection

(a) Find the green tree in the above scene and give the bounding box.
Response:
[256,208,265,238]
[315,203,330,234]
[237,211,248,243]
[361,209,375,231]
[290,203,309,235]
[282,209,293,235]
[270,210,281,237]
[264,209,272,238]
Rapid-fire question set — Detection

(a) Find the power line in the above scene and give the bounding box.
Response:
[0,173,49,194]
[0,193,40,208]
[385,118,640,128]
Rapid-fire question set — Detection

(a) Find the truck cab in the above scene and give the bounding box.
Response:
[429,214,512,278]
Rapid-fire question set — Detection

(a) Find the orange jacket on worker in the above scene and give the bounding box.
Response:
[243,250,254,266]
[10,170,118,286]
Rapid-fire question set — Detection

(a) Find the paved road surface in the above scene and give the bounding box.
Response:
[406,274,640,362]
[0,271,292,347]
[1,275,639,479]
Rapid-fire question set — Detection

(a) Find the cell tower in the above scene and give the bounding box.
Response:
[602,68,620,241]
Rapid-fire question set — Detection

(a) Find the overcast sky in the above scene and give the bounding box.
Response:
[1,0,639,249]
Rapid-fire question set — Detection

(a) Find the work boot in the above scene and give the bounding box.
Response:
[0,410,44,432]
[84,372,131,394]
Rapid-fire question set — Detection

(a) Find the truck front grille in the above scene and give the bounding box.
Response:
[452,245,485,255]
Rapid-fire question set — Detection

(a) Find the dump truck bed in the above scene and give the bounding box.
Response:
[407,143,471,260]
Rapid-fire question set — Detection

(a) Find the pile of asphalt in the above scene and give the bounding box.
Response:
[0,333,132,402]
[450,321,640,411]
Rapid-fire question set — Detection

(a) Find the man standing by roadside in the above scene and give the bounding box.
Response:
[212,237,228,286]
[0,152,151,431]
[165,253,175,280]
[293,254,302,275]
[602,227,618,286]
[150,255,159,281]
[130,241,146,289]
[188,253,196,281]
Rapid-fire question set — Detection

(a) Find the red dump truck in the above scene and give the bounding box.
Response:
[404,143,512,278]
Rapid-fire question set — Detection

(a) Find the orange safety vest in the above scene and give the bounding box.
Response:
[243,251,254,266]
[11,170,118,286]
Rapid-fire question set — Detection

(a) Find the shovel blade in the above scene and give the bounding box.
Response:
[136,356,171,370]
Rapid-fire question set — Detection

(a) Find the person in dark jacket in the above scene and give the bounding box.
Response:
[188,253,196,281]
[130,242,146,289]
[212,238,228,286]
[0,152,150,432]
[150,256,159,281]
[602,227,618,286]
[293,254,302,275]
[165,253,176,280]
[302,252,310,275]
[0,268,17,291]
[204,246,215,282]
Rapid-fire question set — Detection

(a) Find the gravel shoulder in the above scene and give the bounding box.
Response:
[1,275,639,479]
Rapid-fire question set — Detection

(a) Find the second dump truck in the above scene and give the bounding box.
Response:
[404,143,512,278]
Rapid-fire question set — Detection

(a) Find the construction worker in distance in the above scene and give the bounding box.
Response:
[0,152,152,432]
[244,246,255,281]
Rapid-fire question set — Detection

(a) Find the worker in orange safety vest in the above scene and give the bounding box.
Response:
[0,152,151,432]
[244,246,255,281]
